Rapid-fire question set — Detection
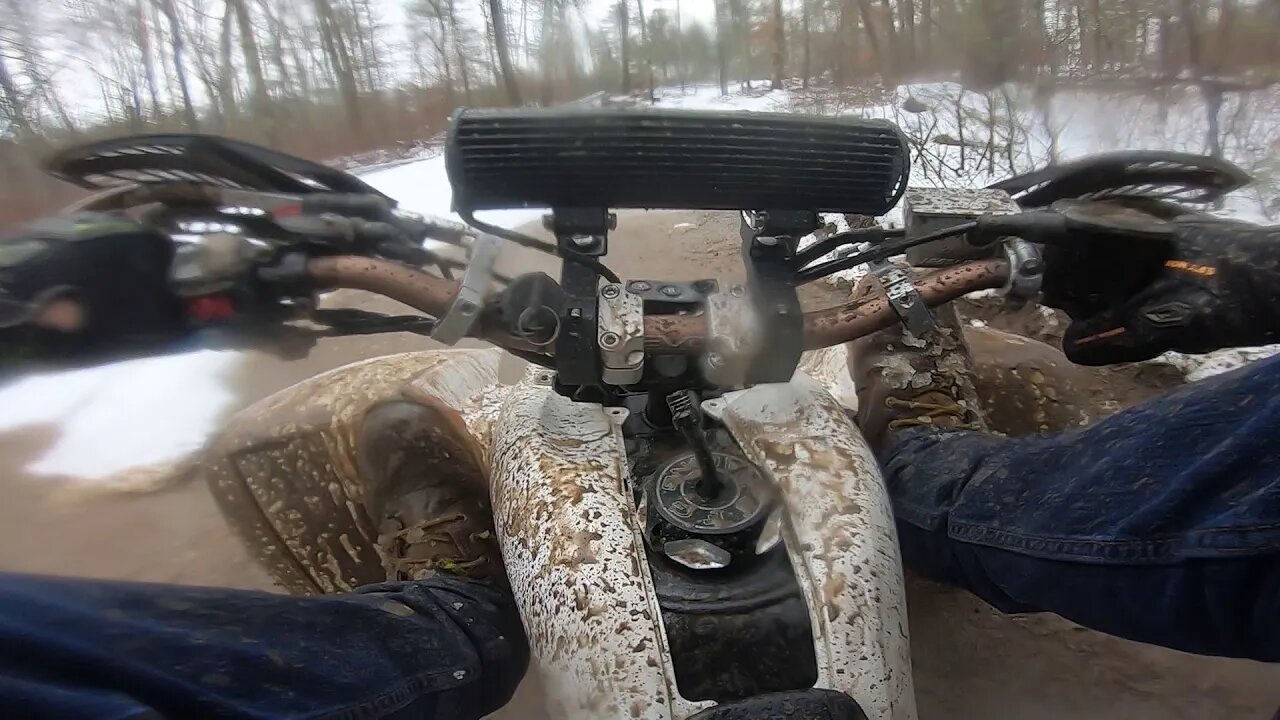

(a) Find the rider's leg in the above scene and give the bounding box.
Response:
[849,296,1280,662]
[0,572,526,719]
[0,387,530,718]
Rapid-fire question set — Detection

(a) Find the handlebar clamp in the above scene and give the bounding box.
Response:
[870,261,937,337]
[431,231,503,344]
[597,283,645,385]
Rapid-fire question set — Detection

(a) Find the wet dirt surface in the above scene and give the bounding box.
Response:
[1,209,1277,718]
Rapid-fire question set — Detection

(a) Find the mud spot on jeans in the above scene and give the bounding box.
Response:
[378,600,416,617]
[156,597,195,611]
[201,673,231,687]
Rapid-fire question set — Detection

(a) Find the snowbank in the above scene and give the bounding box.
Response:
[0,350,240,480]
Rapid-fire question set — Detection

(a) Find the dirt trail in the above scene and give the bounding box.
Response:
[0,210,1276,718]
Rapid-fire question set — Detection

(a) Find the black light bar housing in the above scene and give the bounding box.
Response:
[447,108,909,216]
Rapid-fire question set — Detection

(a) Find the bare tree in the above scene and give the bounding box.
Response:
[312,0,362,130]
[4,0,78,135]
[135,2,164,119]
[445,0,472,103]
[483,0,519,103]
[920,0,932,67]
[801,0,811,88]
[636,0,655,102]
[617,1,631,93]
[226,0,273,137]
[855,0,885,77]
[714,0,729,94]
[218,6,240,123]
[771,0,785,89]
[153,0,198,129]
[0,55,35,140]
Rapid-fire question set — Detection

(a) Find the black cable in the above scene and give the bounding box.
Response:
[561,249,622,283]
[793,221,978,285]
[460,211,560,254]
[793,226,906,268]
[459,210,622,284]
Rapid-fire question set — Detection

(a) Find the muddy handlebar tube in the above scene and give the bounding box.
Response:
[306,256,1012,356]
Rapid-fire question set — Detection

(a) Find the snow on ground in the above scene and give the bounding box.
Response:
[4,79,1279,482]
[1151,345,1280,382]
[0,350,240,479]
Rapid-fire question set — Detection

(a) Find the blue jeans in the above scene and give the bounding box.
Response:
[884,353,1280,661]
[0,574,526,719]
[2,357,1277,718]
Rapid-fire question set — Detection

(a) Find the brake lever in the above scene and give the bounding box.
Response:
[308,308,436,337]
[969,201,1176,247]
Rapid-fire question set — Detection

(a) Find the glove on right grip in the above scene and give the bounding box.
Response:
[1045,218,1280,365]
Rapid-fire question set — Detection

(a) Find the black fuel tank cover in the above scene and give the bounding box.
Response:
[686,689,869,720]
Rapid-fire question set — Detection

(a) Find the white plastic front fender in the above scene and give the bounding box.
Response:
[708,364,916,720]
[490,349,916,720]
[490,367,712,719]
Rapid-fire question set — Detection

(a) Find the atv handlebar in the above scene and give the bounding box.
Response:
[306,255,1011,356]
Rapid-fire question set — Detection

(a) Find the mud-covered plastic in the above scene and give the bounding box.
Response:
[203,349,502,595]
[447,108,910,215]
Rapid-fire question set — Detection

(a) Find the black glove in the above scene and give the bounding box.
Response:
[1040,215,1280,365]
[0,212,182,341]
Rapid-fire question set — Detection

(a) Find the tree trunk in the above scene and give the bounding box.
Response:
[801,0,810,88]
[636,0,654,102]
[855,0,884,77]
[1180,0,1202,74]
[736,0,752,88]
[446,0,473,104]
[618,1,631,93]
[312,0,362,130]
[154,0,198,129]
[349,5,376,92]
[876,0,897,78]
[262,6,294,99]
[1273,0,1280,62]
[834,0,848,85]
[486,0,522,104]
[136,2,163,120]
[1215,0,1235,73]
[219,7,239,125]
[557,3,576,99]
[428,1,456,106]
[1202,81,1223,158]
[1157,7,1172,77]
[227,0,272,138]
[287,24,314,100]
[540,0,555,104]
[920,0,931,68]
[0,55,36,140]
[715,0,728,94]
[1032,0,1048,73]
[1087,0,1104,68]
[900,0,916,74]
[770,0,784,89]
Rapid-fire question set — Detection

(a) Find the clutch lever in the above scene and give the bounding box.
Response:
[969,201,1176,247]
